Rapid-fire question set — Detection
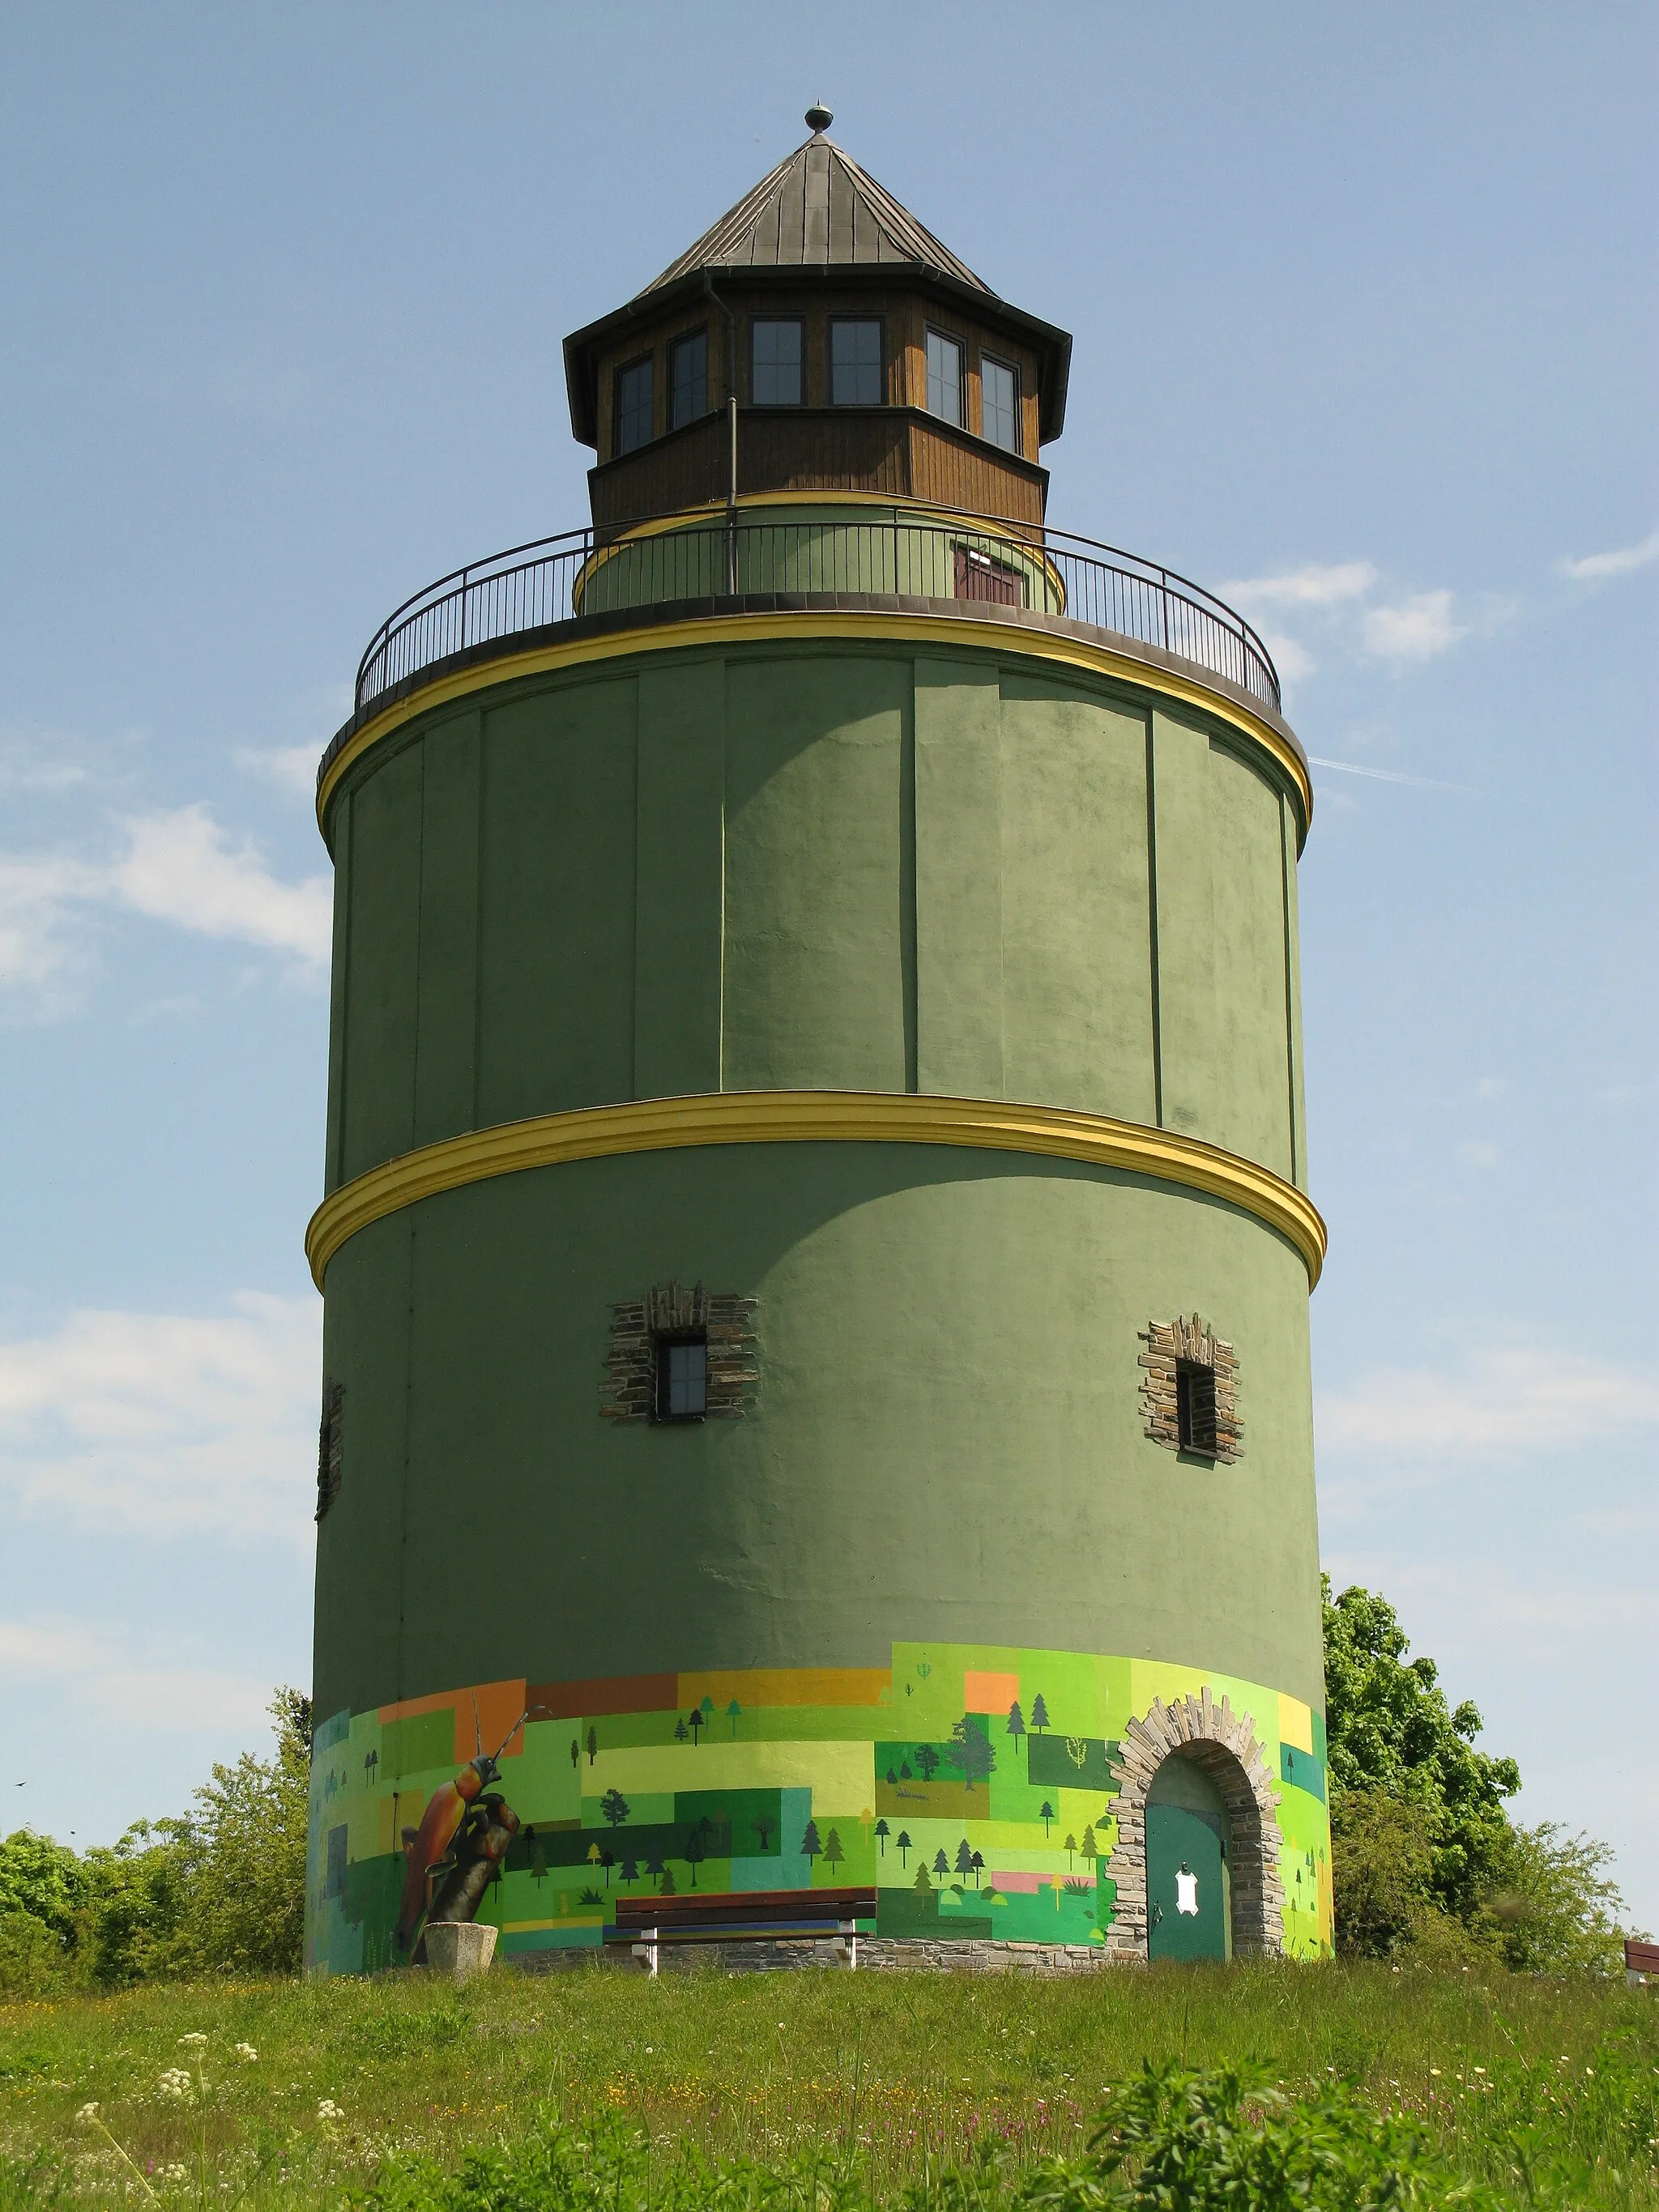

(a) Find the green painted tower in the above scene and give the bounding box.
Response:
[305,111,1333,1973]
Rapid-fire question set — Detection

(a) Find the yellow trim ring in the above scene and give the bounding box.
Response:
[305,1089,1328,1289]
[318,609,1311,840]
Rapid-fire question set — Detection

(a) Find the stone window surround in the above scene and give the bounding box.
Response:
[315,1381,343,1522]
[1102,1690,1286,1961]
[1140,1314,1243,1461]
[601,1280,757,1423]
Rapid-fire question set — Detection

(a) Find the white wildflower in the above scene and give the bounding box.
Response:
[233,2043,258,2062]
[317,2099,343,2123]
[157,2069,194,2099]
[177,2033,208,2048]
[160,2163,189,2184]
[75,2103,100,2123]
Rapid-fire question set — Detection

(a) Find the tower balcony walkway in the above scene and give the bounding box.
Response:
[323,503,1286,788]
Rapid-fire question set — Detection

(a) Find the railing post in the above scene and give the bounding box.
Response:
[458,569,469,653]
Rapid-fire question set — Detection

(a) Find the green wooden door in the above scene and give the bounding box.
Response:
[1145,1754,1230,1962]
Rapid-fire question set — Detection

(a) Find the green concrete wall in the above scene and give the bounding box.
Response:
[313,1141,1321,1726]
[322,638,1308,1193]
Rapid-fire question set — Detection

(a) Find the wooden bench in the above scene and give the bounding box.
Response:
[1627,1937,1659,1988]
[605,1886,877,1976]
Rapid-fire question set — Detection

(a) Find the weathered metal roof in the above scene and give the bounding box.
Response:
[640,119,994,298]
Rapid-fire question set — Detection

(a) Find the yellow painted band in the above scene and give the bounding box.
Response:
[318,610,1311,837]
[305,1089,1327,1290]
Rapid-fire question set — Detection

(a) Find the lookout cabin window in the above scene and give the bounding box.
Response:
[614,356,654,454]
[1175,1358,1219,1457]
[752,318,804,406]
[655,1332,708,1422]
[953,544,1022,605]
[669,330,708,428]
[830,318,882,405]
[925,329,963,426]
[982,355,1020,453]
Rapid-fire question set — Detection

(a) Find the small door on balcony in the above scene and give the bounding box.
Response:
[1146,1754,1230,1962]
[953,545,1023,605]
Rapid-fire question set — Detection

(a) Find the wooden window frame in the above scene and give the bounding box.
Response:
[653,1330,709,1424]
[669,326,710,431]
[924,326,965,428]
[613,352,655,457]
[749,315,806,407]
[829,315,885,407]
[980,352,1021,455]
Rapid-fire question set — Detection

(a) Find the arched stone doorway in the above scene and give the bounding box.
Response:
[1102,1690,1286,1961]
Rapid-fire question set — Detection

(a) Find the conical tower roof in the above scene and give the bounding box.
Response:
[563,108,1071,450]
[639,114,993,298]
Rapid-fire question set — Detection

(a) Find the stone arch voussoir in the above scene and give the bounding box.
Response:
[1102,1688,1286,1961]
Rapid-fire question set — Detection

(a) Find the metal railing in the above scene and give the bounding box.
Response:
[353,509,1279,719]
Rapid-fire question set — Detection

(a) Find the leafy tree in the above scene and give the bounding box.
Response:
[1324,1578,1520,1927]
[823,1828,844,1870]
[948,1715,995,1790]
[932,1848,949,1877]
[569,1739,579,1771]
[586,1726,599,1766]
[1030,1693,1050,1734]
[896,1830,911,1867]
[683,1830,705,1886]
[1329,1788,1436,1959]
[954,1839,973,1878]
[898,1760,912,1780]
[885,1767,898,1785]
[912,1744,940,1783]
[1485,1821,1630,1973]
[874,1818,889,1855]
[751,1813,773,1852]
[0,1830,83,1951]
[600,1849,615,1888]
[1039,1801,1055,1837]
[599,1788,630,1831]
[726,1699,742,1736]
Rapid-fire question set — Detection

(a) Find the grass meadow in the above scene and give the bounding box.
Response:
[2,1960,1656,2208]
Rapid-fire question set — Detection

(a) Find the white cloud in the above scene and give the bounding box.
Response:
[1317,1345,1659,1461]
[1362,589,1465,663]
[1559,530,1659,582]
[1258,630,1316,687]
[1221,560,1377,611]
[1307,754,1476,795]
[0,1616,272,1737]
[111,806,332,964]
[0,806,333,1017]
[0,1291,322,1539]
[234,744,321,799]
[0,853,104,1012]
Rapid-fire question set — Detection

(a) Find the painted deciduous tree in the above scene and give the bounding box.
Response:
[948,1715,996,1790]
[599,1788,630,1831]
[912,1744,941,1783]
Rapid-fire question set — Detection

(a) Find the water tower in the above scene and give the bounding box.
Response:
[304,110,1333,1971]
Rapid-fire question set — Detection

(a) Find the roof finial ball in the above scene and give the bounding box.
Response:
[804,102,833,136]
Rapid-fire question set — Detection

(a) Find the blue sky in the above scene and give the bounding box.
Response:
[2,6,1654,1922]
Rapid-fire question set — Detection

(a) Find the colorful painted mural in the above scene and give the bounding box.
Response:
[305,1642,1333,1973]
